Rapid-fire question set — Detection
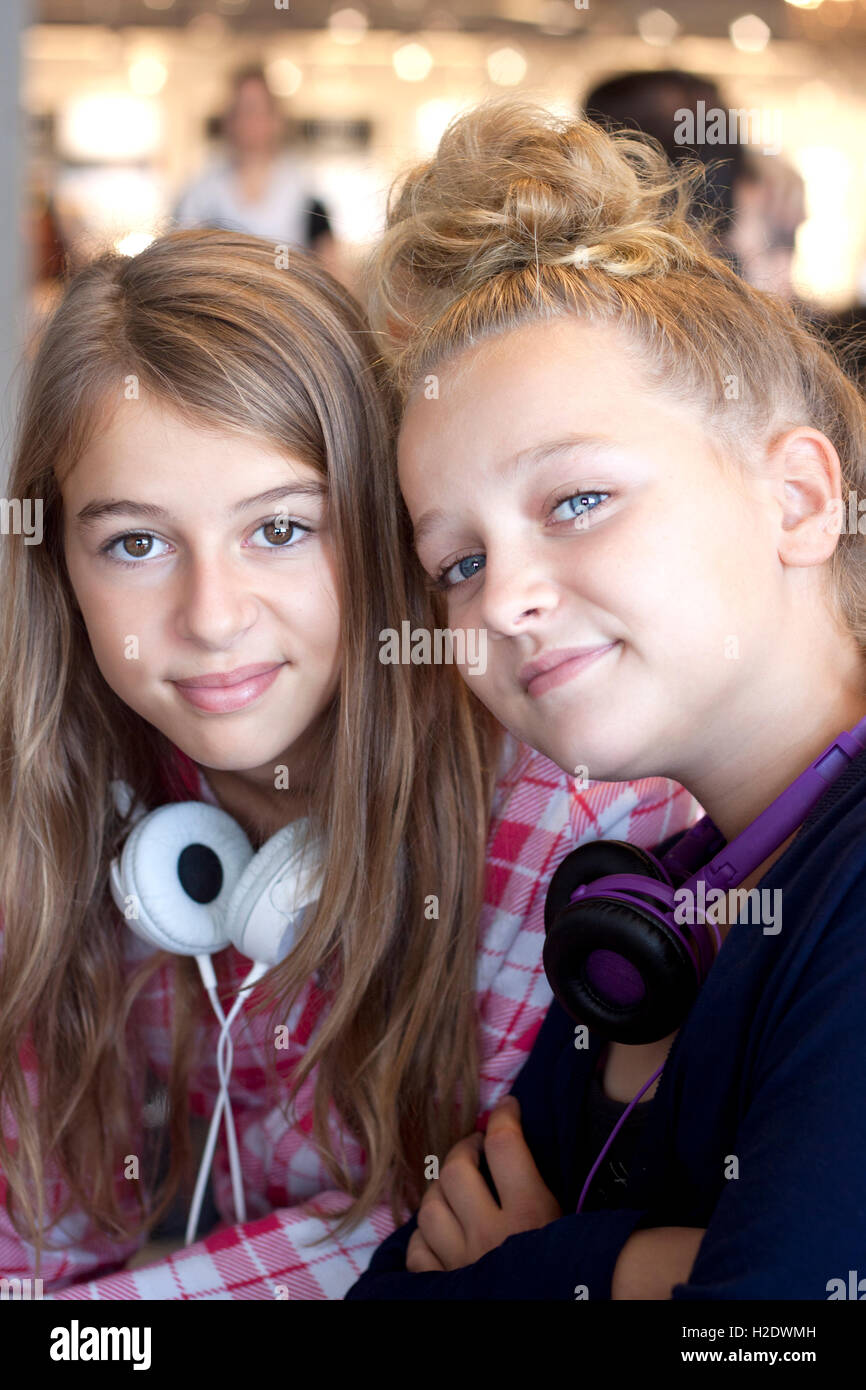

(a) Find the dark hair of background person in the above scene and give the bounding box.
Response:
[584,69,747,241]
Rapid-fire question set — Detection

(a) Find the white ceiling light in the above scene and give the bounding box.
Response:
[487,47,527,87]
[329,8,368,44]
[729,13,772,52]
[637,9,680,46]
[266,58,303,98]
[393,42,433,82]
[128,56,167,97]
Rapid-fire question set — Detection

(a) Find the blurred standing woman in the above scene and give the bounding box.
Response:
[173,66,341,276]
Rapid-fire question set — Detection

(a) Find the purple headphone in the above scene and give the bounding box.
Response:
[543,714,866,1049]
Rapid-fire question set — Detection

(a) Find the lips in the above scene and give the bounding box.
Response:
[173,661,282,689]
[172,661,285,713]
[520,642,619,698]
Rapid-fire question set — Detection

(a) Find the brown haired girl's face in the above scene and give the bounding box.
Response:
[397,316,788,786]
[60,392,341,777]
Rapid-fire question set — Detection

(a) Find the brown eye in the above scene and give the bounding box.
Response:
[101,532,171,565]
[263,518,295,545]
[252,517,311,549]
[122,535,154,558]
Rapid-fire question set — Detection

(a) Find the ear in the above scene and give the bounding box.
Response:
[766,426,845,567]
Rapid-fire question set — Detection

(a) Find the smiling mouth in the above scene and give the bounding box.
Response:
[172,662,285,713]
[521,642,620,698]
[173,661,282,689]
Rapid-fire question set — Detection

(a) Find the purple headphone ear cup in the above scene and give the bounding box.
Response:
[543,895,699,1044]
[544,840,668,933]
[542,841,697,1044]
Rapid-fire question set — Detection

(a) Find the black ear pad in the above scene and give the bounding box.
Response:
[544,840,668,933]
[543,841,697,1045]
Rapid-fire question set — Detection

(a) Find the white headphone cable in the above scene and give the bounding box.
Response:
[185,957,266,1245]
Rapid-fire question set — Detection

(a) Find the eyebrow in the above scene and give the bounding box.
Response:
[411,434,619,548]
[74,483,327,530]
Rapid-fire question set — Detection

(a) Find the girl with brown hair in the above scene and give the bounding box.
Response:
[0,227,691,1297]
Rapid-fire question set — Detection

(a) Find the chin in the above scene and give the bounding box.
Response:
[188,731,296,774]
[531,728,636,784]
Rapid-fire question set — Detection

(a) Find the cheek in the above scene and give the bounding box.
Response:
[607,492,714,604]
[85,605,155,695]
[67,560,161,682]
[289,550,342,663]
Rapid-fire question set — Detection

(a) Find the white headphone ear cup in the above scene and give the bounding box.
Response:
[111,802,254,955]
[225,818,323,966]
[110,779,147,826]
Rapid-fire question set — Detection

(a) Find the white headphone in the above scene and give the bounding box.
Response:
[109,782,323,1245]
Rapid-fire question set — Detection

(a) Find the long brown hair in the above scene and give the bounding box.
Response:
[0,228,502,1270]
[366,96,866,648]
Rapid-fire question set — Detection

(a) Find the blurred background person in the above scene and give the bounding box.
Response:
[726,155,807,302]
[584,68,747,258]
[172,64,346,285]
[583,68,806,304]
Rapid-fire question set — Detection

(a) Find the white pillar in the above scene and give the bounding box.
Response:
[0,0,29,493]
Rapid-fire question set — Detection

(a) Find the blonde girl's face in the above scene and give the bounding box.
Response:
[61,393,341,775]
[398,316,784,786]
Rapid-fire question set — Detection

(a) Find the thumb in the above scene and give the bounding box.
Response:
[484,1094,551,1212]
[486,1094,521,1133]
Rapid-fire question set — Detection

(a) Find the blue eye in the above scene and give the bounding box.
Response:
[101,533,170,566]
[248,516,310,548]
[437,553,486,590]
[550,491,610,523]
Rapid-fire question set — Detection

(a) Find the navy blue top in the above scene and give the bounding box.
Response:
[575,1066,653,1212]
[346,746,866,1300]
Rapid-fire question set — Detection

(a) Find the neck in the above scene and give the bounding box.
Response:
[200,758,315,849]
[233,150,273,169]
[674,647,866,846]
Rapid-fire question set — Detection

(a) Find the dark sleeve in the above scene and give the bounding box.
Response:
[346,998,648,1299]
[672,872,866,1299]
[345,1207,649,1300]
[304,198,332,246]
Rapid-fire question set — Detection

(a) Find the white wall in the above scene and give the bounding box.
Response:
[0,0,28,494]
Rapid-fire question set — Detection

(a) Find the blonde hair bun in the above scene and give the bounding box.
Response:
[368,96,708,348]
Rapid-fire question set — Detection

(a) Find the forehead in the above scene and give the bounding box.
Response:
[60,392,318,505]
[398,317,648,470]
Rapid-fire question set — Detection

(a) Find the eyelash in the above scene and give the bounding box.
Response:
[98,516,314,569]
[431,489,612,592]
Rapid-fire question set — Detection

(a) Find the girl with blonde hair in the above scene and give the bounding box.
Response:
[348,97,866,1299]
[0,227,691,1297]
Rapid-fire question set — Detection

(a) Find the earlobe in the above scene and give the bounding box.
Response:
[770,427,844,567]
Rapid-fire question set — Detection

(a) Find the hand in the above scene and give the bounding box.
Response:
[611,1226,707,1300]
[406,1095,562,1273]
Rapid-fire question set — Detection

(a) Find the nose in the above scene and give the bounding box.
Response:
[479,545,561,637]
[174,552,259,650]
